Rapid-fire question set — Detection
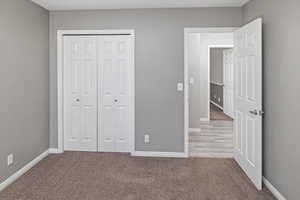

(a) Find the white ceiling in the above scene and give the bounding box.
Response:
[31,0,250,11]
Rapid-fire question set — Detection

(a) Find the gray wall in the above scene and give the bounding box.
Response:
[210,48,226,107]
[210,48,224,84]
[49,8,242,152]
[243,0,300,199]
[0,0,49,183]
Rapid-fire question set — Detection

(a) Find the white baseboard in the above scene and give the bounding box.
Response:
[0,150,49,192]
[200,118,209,122]
[263,177,287,200]
[131,151,187,158]
[210,100,223,110]
[49,148,62,154]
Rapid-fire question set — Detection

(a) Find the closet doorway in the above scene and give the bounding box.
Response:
[57,30,135,153]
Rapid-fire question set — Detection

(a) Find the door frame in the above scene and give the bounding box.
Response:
[184,28,236,156]
[208,45,234,120]
[57,29,135,153]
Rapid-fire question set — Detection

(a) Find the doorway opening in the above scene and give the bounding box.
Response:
[209,47,234,121]
[185,29,235,159]
[184,19,263,190]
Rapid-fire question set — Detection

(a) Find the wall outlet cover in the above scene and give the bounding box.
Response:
[144,134,150,143]
[177,83,184,91]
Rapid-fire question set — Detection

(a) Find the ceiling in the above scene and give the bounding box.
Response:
[31,0,250,11]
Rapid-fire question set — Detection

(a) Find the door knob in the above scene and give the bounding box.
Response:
[76,98,80,102]
[114,99,118,103]
[259,110,265,116]
[249,109,258,115]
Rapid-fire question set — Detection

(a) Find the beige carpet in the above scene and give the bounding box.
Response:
[0,152,274,200]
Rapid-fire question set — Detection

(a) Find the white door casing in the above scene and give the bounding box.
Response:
[64,36,98,152]
[98,35,133,152]
[233,18,263,190]
[223,49,234,118]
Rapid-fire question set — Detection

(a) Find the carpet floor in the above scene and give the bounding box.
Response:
[0,152,275,200]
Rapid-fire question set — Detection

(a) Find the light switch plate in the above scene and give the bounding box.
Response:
[177,83,183,91]
[189,77,195,85]
[7,154,14,166]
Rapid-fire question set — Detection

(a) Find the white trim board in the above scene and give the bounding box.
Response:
[210,100,223,110]
[131,151,187,158]
[0,150,49,192]
[57,29,135,153]
[31,0,251,11]
[49,148,61,154]
[263,177,287,200]
[210,81,224,86]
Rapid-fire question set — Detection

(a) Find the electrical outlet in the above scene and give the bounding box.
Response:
[189,77,195,85]
[144,134,150,144]
[7,154,14,166]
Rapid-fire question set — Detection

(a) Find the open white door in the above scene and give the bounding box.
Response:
[223,49,234,118]
[234,18,263,190]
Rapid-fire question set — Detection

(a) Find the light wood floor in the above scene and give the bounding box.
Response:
[189,120,234,158]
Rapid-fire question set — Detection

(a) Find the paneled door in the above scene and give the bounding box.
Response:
[98,35,133,153]
[223,49,234,118]
[234,18,263,190]
[64,36,98,152]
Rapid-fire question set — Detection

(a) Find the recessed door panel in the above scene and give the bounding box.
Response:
[115,106,130,152]
[246,115,255,166]
[235,110,243,153]
[246,55,256,102]
[100,106,115,152]
[69,106,81,143]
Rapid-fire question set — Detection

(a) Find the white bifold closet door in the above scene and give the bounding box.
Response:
[64,35,133,153]
[98,36,132,153]
[64,36,98,152]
